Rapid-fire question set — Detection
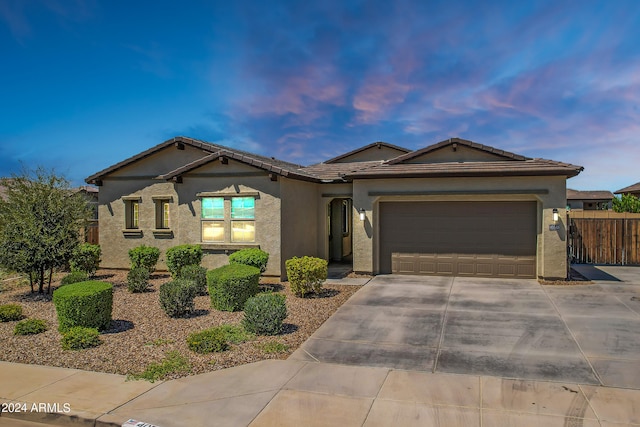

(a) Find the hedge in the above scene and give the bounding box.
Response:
[159,279,198,318]
[53,281,113,332]
[165,244,203,277]
[229,248,269,273]
[207,264,260,312]
[285,256,327,297]
[128,245,161,272]
[242,293,287,335]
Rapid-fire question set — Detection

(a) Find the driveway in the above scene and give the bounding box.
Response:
[290,266,640,389]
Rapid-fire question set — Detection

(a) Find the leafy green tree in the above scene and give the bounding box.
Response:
[0,168,92,294]
[612,193,640,213]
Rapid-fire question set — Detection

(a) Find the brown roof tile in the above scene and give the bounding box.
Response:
[614,181,640,194]
[323,141,410,164]
[567,189,614,200]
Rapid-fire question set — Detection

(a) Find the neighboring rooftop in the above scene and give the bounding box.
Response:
[615,182,640,195]
[567,189,614,200]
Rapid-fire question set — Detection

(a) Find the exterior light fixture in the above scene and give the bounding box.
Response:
[552,208,559,222]
[359,208,366,221]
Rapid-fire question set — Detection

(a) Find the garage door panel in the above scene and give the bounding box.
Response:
[381,202,537,278]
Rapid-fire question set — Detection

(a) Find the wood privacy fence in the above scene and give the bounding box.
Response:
[85,221,99,245]
[568,211,640,265]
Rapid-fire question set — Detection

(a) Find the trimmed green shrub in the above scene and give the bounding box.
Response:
[61,326,101,350]
[0,303,23,322]
[286,256,328,297]
[128,245,161,272]
[69,243,101,277]
[216,324,255,343]
[14,318,47,335]
[159,279,197,317]
[177,264,207,295]
[186,327,229,353]
[127,266,150,293]
[207,264,260,312]
[53,281,113,332]
[165,244,203,277]
[229,248,269,273]
[60,271,89,286]
[242,293,287,335]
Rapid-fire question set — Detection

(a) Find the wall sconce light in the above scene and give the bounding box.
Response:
[552,208,559,222]
[359,208,366,221]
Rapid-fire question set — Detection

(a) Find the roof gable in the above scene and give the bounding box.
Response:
[324,141,410,163]
[614,181,640,194]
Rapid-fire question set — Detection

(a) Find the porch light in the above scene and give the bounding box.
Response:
[359,208,366,221]
[552,208,559,222]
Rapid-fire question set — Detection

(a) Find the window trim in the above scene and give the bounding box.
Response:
[124,198,141,230]
[199,195,257,243]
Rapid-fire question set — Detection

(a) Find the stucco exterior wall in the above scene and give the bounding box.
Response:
[351,176,568,279]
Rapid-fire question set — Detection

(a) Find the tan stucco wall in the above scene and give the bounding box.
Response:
[351,176,568,279]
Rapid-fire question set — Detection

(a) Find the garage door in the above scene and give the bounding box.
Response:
[379,201,537,278]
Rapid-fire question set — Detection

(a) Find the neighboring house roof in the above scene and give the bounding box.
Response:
[614,182,640,194]
[567,189,614,200]
[323,141,410,164]
[300,161,382,181]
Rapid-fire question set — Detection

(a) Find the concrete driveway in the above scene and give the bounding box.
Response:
[290,266,640,389]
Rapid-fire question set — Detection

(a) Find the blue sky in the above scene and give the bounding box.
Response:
[1,0,639,192]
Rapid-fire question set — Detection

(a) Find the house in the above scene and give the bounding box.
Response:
[85,137,583,280]
[566,189,613,210]
[615,182,640,198]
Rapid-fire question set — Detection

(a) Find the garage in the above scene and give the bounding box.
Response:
[379,201,537,278]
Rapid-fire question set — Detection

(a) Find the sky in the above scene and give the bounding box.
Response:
[1,0,639,192]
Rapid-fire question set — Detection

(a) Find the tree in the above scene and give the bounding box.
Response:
[612,193,640,213]
[0,168,92,294]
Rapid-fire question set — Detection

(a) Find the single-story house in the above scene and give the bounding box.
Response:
[566,189,613,210]
[615,182,640,198]
[86,136,583,280]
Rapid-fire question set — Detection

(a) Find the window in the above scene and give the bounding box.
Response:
[155,200,170,229]
[200,196,256,243]
[341,200,350,235]
[201,197,224,242]
[125,200,139,229]
[231,197,255,242]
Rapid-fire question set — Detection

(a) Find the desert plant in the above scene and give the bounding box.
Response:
[256,341,289,354]
[177,264,207,295]
[215,324,255,343]
[127,351,191,382]
[0,303,23,322]
[229,248,269,273]
[159,279,197,317]
[14,318,47,335]
[52,281,113,332]
[127,266,150,293]
[242,293,287,335]
[207,264,260,312]
[60,271,89,286]
[69,243,101,277]
[61,326,101,350]
[165,244,203,277]
[186,327,229,353]
[285,256,328,297]
[128,245,160,272]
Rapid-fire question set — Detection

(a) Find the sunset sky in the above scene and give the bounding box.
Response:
[1,0,639,192]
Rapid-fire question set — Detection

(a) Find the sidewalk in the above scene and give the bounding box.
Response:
[2,359,639,426]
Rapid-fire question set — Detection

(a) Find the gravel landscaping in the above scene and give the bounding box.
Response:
[0,269,361,380]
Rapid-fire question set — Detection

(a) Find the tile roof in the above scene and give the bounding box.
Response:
[614,182,640,194]
[567,189,614,200]
[323,141,410,164]
[300,161,383,181]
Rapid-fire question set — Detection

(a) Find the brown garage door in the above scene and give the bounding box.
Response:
[379,201,537,278]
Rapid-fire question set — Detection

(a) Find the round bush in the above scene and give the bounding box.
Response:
[159,279,197,318]
[0,304,23,322]
[14,318,47,335]
[229,248,269,273]
[177,264,207,295]
[207,264,260,312]
[52,281,113,332]
[186,328,229,353]
[69,243,101,277]
[61,326,101,350]
[285,256,328,297]
[60,271,89,286]
[165,244,203,277]
[128,245,160,272]
[242,293,287,335]
[127,266,150,293]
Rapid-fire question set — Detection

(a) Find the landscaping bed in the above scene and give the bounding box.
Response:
[0,269,361,380]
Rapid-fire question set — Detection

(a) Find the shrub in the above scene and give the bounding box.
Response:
[128,351,191,382]
[165,244,203,277]
[257,341,290,354]
[207,264,260,312]
[186,328,228,353]
[69,243,101,277]
[242,293,287,335]
[61,326,101,350]
[14,318,47,335]
[128,245,161,272]
[127,266,150,293]
[216,324,255,343]
[159,279,197,317]
[229,248,269,273]
[285,256,328,297]
[0,303,23,322]
[177,264,207,295]
[53,281,113,332]
[60,271,89,286]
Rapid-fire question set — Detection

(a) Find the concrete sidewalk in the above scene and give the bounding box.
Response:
[2,359,640,426]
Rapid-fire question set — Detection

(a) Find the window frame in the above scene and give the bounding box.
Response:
[199,195,256,243]
[124,198,140,230]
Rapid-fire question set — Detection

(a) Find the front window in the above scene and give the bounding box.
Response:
[125,200,139,229]
[200,196,256,243]
[155,200,170,229]
[231,197,255,242]
[201,197,225,242]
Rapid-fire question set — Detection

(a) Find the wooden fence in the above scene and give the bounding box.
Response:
[568,211,640,265]
[85,221,99,245]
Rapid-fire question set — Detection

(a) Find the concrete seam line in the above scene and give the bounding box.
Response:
[576,383,602,424]
[362,369,392,426]
[539,285,603,385]
[612,293,640,319]
[432,276,455,373]
[479,375,483,427]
